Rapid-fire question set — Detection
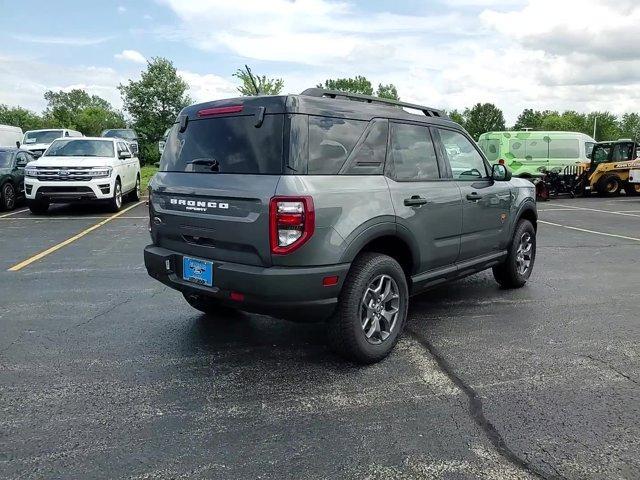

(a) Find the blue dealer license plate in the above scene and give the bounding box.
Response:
[182,256,213,287]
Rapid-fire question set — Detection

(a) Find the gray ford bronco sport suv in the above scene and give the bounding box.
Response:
[144,89,537,363]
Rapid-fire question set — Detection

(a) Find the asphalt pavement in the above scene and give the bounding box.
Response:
[0,196,638,479]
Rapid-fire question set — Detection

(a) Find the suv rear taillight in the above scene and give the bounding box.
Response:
[269,196,315,254]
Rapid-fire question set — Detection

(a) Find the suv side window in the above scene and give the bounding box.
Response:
[388,122,440,181]
[340,119,388,175]
[438,129,488,180]
[308,116,366,174]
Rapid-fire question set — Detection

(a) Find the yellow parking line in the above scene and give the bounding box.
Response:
[0,208,29,218]
[8,202,144,272]
[539,220,640,242]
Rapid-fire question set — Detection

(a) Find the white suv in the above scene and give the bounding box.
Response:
[24,137,141,214]
[22,129,82,158]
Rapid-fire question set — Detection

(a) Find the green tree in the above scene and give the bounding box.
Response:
[233,67,284,96]
[618,113,640,141]
[318,76,374,95]
[586,112,621,141]
[376,83,400,100]
[119,57,191,163]
[514,109,544,130]
[461,103,505,140]
[317,76,400,100]
[43,88,125,136]
[446,109,465,126]
[0,105,44,131]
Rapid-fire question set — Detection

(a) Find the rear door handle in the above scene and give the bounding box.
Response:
[466,192,483,201]
[404,195,429,206]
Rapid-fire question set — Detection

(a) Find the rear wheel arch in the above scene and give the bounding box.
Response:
[345,231,417,279]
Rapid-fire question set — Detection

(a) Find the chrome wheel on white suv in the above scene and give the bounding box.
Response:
[109,179,123,212]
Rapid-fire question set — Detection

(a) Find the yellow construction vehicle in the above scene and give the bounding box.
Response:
[576,140,640,196]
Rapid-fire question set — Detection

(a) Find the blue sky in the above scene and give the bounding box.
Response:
[1,0,639,124]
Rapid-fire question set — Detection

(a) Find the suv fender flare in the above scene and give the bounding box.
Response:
[339,221,420,272]
[512,201,537,235]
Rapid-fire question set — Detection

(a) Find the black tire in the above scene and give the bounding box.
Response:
[182,293,240,317]
[596,174,622,197]
[493,219,536,289]
[129,175,141,201]
[108,178,123,212]
[1,182,16,211]
[27,199,49,215]
[329,253,409,364]
[625,182,640,196]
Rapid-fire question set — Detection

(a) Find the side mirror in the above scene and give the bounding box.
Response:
[119,151,132,160]
[492,163,512,181]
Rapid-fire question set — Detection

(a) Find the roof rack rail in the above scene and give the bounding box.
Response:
[300,88,447,119]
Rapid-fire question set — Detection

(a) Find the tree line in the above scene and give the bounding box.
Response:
[2,60,639,165]
[448,105,640,142]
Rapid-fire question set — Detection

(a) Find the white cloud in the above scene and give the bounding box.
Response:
[0,55,124,112]
[11,34,113,46]
[114,49,147,64]
[155,0,640,124]
[117,5,127,14]
[178,71,238,102]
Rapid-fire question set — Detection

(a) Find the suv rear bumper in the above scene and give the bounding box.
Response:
[144,245,350,322]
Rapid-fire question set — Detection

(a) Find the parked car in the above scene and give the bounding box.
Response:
[0,125,23,147]
[158,127,170,156]
[101,128,139,156]
[0,148,35,210]
[478,131,596,178]
[24,137,141,214]
[144,89,537,364]
[22,129,82,158]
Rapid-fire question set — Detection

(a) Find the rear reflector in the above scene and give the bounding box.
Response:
[230,291,244,302]
[322,276,339,287]
[197,105,243,117]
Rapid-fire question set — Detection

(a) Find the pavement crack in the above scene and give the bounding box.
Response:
[66,296,135,331]
[409,331,564,480]
[577,354,639,386]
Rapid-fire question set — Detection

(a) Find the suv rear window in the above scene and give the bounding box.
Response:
[160,115,284,174]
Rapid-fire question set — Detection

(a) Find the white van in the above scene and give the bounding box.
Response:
[0,125,23,147]
[22,128,83,158]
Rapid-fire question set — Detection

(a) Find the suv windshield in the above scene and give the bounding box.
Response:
[44,139,114,157]
[161,115,284,174]
[102,129,137,140]
[24,130,63,144]
[0,151,12,168]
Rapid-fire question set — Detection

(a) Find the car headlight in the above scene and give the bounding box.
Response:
[24,168,38,177]
[92,167,112,178]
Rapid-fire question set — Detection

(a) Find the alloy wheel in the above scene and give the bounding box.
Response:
[3,184,15,210]
[115,183,122,208]
[360,274,400,344]
[515,232,533,276]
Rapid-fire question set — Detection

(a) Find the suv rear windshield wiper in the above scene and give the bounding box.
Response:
[187,158,220,172]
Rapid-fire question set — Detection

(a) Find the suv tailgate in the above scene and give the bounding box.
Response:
[151,173,279,267]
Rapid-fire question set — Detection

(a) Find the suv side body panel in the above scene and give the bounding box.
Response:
[273,175,395,266]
